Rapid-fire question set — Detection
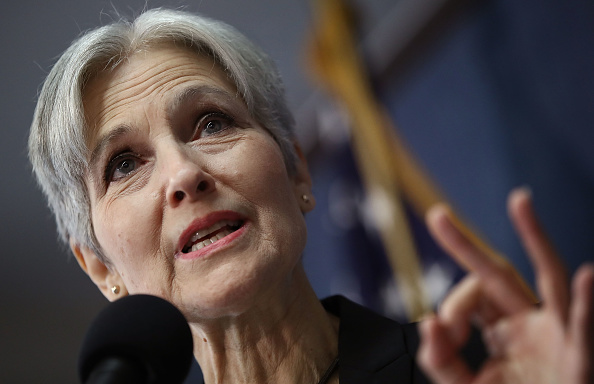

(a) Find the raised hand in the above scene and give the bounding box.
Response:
[418,188,594,384]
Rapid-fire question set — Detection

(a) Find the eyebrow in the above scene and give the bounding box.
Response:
[166,85,239,119]
[87,85,240,177]
[88,124,134,176]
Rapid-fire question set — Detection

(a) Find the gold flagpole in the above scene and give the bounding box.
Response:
[307,0,431,320]
[306,0,524,319]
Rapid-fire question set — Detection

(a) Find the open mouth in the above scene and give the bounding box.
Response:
[181,220,244,253]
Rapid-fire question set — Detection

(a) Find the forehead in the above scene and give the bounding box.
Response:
[82,45,238,145]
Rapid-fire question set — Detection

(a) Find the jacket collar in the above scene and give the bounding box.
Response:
[322,295,423,384]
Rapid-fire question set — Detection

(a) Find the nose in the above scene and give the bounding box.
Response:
[163,145,214,207]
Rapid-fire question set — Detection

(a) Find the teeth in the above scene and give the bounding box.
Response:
[189,229,233,252]
[184,220,241,252]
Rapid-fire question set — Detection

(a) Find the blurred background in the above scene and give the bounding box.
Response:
[1,0,592,382]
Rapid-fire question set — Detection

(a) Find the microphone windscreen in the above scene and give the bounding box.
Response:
[78,294,194,384]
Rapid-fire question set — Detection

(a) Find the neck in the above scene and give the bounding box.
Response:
[188,265,339,384]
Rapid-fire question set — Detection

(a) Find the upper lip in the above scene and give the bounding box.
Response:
[177,210,245,254]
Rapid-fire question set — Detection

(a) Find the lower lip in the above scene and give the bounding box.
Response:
[176,223,248,261]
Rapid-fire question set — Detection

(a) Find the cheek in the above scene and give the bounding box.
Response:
[91,197,166,289]
[228,135,307,248]
[228,135,296,209]
[94,200,142,253]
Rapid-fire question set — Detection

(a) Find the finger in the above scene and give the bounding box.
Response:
[427,204,535,314]
[508,188,569,321]
[568,264,594,354]
[438,274,502,346]
[481,318,519,359]
[418,317,474,384]
[426,204,499,272]
[437,275,480,346]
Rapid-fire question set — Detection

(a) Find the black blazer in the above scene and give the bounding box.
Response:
[323,295,487,384]
[192,295,485,383]
[322,295,429,384]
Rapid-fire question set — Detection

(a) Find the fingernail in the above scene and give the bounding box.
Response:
[426,203,447,220]
[516,185,533,199]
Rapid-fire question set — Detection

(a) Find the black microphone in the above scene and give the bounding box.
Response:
[78,294,194,384]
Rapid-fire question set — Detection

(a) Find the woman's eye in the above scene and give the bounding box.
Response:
[197,113,234,138]
[105,153,139,183]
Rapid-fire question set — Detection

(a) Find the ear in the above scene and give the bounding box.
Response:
[291,142,316,213]
[70,238,128,300]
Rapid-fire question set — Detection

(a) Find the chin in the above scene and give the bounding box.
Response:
[177,259,300,322]
[174,274,268,322]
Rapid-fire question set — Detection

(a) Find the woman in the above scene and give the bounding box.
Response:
[28,8,592,384]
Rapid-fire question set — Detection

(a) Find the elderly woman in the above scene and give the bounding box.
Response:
[29,8,592,384]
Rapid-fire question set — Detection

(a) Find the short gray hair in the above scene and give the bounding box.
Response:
[29,8,297,260]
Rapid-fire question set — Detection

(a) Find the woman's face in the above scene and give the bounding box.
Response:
[80,46,312,320]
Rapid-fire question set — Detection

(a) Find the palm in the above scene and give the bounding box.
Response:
[478,311,564,383]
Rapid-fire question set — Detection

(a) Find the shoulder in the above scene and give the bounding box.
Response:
[322,295,430,384]
[322,295,487,384]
